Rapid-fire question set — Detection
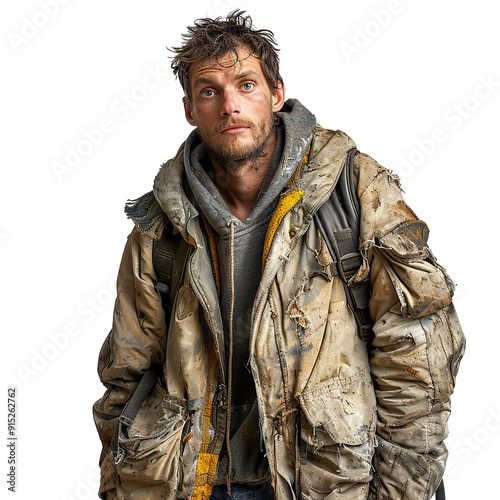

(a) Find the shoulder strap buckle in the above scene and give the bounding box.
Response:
[314,147,375,342]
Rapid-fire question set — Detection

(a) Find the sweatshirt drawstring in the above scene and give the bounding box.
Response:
[225,220,235,496]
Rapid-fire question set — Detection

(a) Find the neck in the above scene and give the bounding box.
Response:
[209,129,277,221]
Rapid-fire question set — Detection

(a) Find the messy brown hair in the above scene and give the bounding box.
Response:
[170,10,283,102]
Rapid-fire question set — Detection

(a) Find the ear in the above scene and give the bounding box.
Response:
[271,81,286,112]
[183,97,197,126]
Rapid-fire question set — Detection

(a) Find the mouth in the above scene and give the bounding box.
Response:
[221,125,249,134]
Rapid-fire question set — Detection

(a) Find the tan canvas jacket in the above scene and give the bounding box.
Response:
[93,126,465,500]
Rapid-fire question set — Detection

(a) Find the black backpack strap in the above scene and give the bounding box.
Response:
[314,148,374,342]
[435,480,445,500]
[110,364,160,463]
[152,224,190,320]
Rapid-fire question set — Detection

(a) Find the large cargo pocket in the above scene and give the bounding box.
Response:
[298,369,377,497]
[115,384,187,500]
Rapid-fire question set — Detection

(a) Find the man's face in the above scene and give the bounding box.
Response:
[184,47,285,165]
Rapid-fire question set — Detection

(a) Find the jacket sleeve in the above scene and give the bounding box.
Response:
[92,228,167,499]
[353,153,466,499]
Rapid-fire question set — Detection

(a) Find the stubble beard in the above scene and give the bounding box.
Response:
[201,113,277,176]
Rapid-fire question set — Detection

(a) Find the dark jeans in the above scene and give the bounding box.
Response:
[210,481,273,500]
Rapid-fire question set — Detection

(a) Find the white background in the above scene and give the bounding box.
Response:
[1,1,498,498]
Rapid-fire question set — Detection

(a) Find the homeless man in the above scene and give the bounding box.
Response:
[93,11,465,500]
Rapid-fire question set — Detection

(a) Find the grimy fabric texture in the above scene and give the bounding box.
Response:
[93,100,465,500]
[184,101,316,484]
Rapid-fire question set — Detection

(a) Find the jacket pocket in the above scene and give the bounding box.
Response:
[298,369,376,498]
[298,368,376,445]
[115,384,187,500]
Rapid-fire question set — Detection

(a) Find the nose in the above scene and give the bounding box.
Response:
[220,89,240,117]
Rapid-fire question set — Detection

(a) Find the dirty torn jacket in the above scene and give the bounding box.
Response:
[93,125,465,500]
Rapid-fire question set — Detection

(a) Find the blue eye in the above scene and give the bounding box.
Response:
[242,83,254,90]
[203,89,215,97]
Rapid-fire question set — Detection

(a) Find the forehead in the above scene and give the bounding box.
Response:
[189,48,265,86]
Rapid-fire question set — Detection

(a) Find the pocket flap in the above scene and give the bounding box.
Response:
[298,368,376,445]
